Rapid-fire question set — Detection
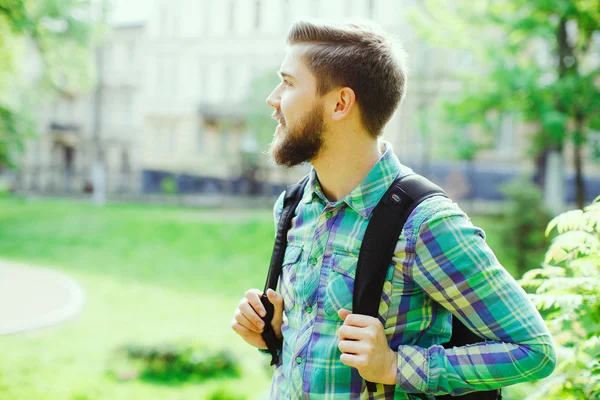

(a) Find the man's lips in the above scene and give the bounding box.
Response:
[271,113,285,126]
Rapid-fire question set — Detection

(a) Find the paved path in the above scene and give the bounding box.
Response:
[0,260,86,335]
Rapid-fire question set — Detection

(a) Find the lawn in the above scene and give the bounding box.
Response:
[0,196,525,399]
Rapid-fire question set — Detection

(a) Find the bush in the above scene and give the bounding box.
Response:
[160,177,178,194]
[519,196,600,400]
[499,176,553,277]
[109,342,241,384]
[207,386,247,400]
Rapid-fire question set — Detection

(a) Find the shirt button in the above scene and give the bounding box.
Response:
[296,357,303,364]
[310,258,318,266]
[325,211,333,219]
[306,306,313,313]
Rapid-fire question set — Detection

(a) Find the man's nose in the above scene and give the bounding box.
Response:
[266,88,280,108]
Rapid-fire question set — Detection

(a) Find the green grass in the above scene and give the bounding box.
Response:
[0,197,276,400]
[0,196,522,399]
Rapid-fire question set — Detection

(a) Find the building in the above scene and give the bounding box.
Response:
[16,0,600,202]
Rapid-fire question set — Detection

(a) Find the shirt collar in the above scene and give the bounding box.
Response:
[302,141,413,218]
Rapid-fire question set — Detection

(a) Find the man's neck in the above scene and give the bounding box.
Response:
[311,134,383,203]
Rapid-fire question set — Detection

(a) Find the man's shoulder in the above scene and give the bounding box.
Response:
[403,195,467,240]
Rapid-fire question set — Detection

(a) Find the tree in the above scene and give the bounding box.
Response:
[519,196,600,399]
[411,0,600,210]
[0,0,99,167]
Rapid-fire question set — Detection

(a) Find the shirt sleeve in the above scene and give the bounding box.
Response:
[394,201,557,396]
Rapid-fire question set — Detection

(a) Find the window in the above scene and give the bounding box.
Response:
[495,113,514,154]
[282,0,289,28]
[159,0,179,36]
[228,0,235,32]
[153,124,163,152]
[344,0,353,18]
[368,0,374,19]
[198,63,208,101]
[223,65,232,101]
[156,56,179,96]
[220,128,230,154]
[168,122,177,152]
[254,0,261,31]
[198,124,205,153]
[202,0,211,35]
[310,0,319,17]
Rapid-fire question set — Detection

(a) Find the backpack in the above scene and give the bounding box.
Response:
[260,173,501,400]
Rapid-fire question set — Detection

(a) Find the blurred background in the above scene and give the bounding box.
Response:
[0,0,599,399]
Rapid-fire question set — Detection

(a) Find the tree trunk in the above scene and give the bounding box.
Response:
[574,143,585,209]
[533,149,548,191]
[573,116,586,209]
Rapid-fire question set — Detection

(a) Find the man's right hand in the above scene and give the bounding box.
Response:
[231,288,284,349]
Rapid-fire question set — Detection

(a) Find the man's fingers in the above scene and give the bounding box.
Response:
[342,313,378,328]
[340,353,365,369]
[338,325,366,341]
[235,309,263,333]
[231,320,267,349]
[240,301,266,329]
[246,289,266,317]
[338,339,363,355]
[231,319,257,336]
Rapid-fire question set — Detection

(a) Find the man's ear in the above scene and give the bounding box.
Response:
[331,87,356,122]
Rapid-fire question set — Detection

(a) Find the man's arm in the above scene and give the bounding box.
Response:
[394,201,557,396]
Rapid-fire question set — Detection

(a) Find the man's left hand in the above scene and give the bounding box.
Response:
[337,309,397,385]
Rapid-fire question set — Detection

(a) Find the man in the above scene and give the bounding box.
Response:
[231,20,556,399]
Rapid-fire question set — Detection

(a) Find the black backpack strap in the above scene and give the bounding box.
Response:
[355,173,446,392]
[260,175,309,366]
[354,174,446,318]
[355,174,501,399]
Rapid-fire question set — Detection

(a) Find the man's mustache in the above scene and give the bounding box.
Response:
[271,112,285,125]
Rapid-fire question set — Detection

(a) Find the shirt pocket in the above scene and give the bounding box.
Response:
[323,250,357,319]
[279,243,303,315]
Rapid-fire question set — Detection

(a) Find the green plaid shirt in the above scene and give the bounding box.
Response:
[268,142,556,399]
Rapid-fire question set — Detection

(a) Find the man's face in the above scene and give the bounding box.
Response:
[266,46,326,168]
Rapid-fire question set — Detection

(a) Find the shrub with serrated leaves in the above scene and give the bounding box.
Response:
[519,196,600,400]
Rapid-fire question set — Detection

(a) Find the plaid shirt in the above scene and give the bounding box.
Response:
[268,142,556,399]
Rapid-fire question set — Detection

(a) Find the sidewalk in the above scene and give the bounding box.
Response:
[0,260,86,335]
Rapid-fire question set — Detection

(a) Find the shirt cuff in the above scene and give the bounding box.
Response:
[396,345,429,393]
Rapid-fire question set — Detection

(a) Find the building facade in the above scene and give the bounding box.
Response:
[17,0,600,201]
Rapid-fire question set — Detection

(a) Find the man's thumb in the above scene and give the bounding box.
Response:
[267,289,283,314]
[338,308,352,321]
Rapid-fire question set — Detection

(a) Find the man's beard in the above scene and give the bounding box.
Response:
[269,102,325,168]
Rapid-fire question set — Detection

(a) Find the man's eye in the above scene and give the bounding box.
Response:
[282,80,292,87]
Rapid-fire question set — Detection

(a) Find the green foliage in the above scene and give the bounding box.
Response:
[109,343,241,384]
[207,386,248,400]
[0,0,100,166]
[498,176,552,277]
[410,0,600,173]
[160,176,178,194]
[519,196,600,399]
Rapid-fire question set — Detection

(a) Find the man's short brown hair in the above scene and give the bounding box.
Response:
[286,20,407,138]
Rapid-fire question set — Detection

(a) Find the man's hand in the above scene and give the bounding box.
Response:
[337,309,397,385]
[231,288,284,349]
